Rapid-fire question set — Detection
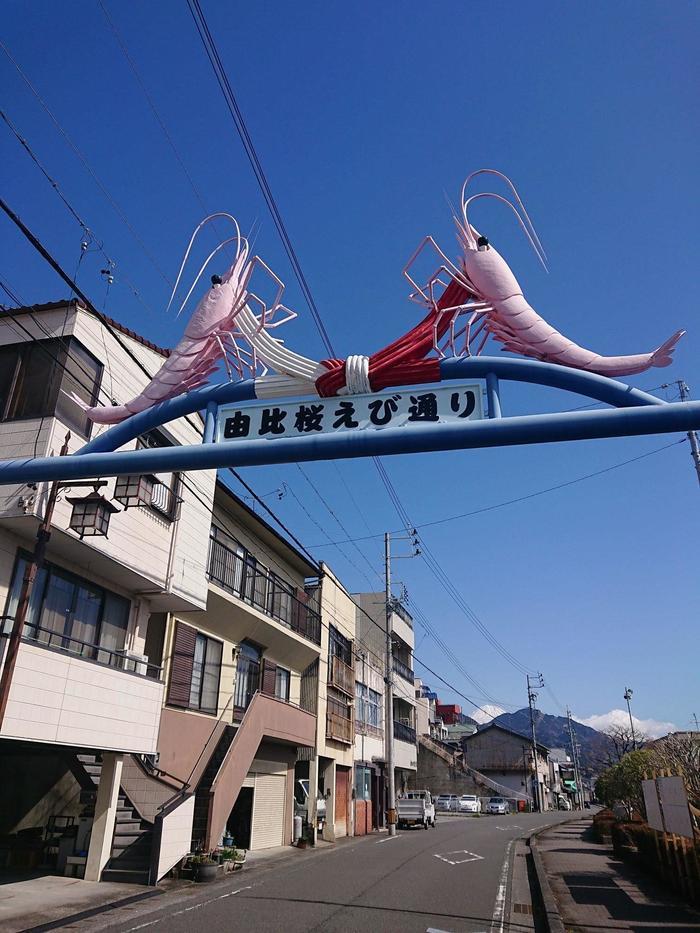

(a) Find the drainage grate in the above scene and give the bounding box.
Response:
[513,902,534,915]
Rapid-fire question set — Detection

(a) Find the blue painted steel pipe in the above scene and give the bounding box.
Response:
[485,372,502,419]
[2,401,699,485]
[78,357,662,458]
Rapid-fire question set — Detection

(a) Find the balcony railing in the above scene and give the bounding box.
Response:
[326,710,353,744]
[390,598,413,628]
[208,536,321,646]
[329,654,354,695]
[393,720,417,744]
[0,617,162,679]
[392,656,414,683]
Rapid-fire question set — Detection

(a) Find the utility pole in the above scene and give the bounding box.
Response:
[0,434,70,728]
[384,532,397,836]
[527,673,544,812]
[666,380,700,487]
[566,707,583,810]
[693,713,699,732]
[624,687,637,750]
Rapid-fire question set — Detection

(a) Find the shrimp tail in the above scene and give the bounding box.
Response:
[650,329,685,368]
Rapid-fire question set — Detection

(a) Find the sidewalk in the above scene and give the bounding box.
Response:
[535,816,700,932]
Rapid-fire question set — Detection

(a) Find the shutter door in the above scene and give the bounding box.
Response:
[166,621,196,707]
[335,767,348,837]
[261,659,277,697]
[251,773,286,849]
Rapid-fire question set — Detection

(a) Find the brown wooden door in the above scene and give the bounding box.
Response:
[335,767,348,836]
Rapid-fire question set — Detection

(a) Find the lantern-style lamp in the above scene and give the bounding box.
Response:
[113,474,155,510]
[67,489,120,539]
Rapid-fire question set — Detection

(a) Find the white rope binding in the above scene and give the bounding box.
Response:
[340,355,371,395]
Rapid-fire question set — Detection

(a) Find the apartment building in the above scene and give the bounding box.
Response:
[0,300,323,883]
[353,647,385,835]
[353,592,417,795]
[0,300,215,882]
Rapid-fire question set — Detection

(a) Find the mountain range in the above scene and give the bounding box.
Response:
[488,708,608,775]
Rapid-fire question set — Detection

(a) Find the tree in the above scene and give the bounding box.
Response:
[598,724,649,767]
[595,749,652,818]
[647,732,700,824]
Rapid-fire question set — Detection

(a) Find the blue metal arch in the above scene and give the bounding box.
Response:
[0,357,697,485]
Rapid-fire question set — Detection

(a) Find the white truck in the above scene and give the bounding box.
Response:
[397,790,436,829]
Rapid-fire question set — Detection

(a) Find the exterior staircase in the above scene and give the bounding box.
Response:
[418,735,531,802]
[73,753,154,885]
[191,726,236,851]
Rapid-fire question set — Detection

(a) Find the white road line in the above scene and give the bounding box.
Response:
[124,885,254,932]
[433,849,484,865]
[375,834,402,843]
[490,838,514,933]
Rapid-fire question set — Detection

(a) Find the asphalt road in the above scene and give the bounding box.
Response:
[71,811,571,933]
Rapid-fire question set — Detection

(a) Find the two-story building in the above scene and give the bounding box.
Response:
[461,723,550,808]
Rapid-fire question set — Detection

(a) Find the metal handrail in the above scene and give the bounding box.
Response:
[0,616,162,679]
[394,720,417,744]
[389,598,413,628]
[207,536,321,645]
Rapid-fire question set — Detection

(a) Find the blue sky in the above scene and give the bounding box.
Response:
[2,1,698,734]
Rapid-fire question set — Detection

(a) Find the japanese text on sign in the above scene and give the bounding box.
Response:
[217,384,483,442]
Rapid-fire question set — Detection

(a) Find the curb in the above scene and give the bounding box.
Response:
[530,834,566,933]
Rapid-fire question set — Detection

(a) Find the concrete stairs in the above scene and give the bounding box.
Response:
[73,753,154,885]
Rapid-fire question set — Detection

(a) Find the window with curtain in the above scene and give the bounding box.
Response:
[4,552,130,659]
[275,666,290,702]
[189,633,223,714]
[0,336,102,437]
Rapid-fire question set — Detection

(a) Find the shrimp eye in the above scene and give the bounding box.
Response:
[477,235,489,251]
[211,274,223,286]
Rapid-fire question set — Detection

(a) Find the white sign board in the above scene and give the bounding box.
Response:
[642,779,663,832]
[217,383,483,443]
[657,776,694,839]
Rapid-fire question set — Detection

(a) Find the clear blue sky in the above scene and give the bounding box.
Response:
[2,1,698,733]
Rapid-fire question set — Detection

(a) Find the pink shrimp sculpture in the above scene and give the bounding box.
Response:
[450,170,685,376]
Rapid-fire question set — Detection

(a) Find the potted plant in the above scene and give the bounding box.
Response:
[219,847,236,872]
[190,854,219,882]
[233,848,247,869]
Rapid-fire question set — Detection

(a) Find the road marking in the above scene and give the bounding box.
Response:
[124,885,254,932]
[376,833,402,843]
[433,849,484,865]
[490,839,514,933]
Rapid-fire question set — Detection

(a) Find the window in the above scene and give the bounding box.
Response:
[136,430,181,520]
[329,626,352,666]
[0,336,102,437]
[5,552,130,661]
[234,641,262,711]
[189,633,223,714]
[275,666,290,702]
[354,766,372,801]
[355,682,382,732]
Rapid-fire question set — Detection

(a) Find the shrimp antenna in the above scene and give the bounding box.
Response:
[462,169,547,263]
[166,213,243,314]
[463,192,549,272]
[176,234,250,317]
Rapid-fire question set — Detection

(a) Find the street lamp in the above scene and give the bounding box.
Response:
[624,687,637,750]
[67,487,119,538]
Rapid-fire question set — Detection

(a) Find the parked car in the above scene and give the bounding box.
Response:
[435,794,459,811]
[486,797,510,815]
[397,790,436,829]
[458,794,481,814]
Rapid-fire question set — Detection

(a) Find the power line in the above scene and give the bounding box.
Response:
[1,38,171,288]
[306,438,688,546]
[0,107,154,314]
[185,0,335,357]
